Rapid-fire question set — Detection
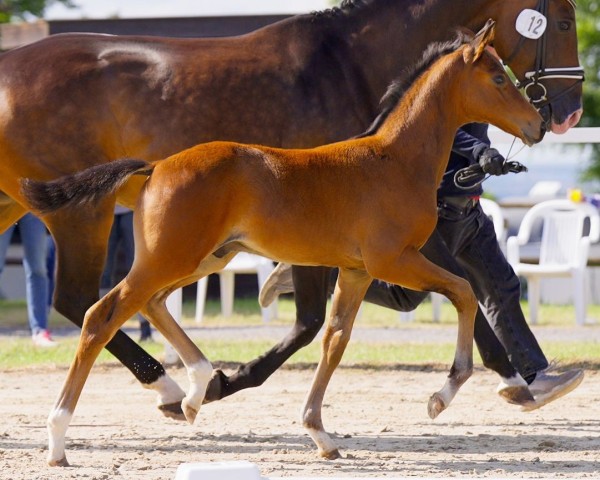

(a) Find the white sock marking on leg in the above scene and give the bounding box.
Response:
[145,373,186,406]
[47,408,72,463]
[185,359,213,411]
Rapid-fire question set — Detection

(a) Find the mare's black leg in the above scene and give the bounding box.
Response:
[204,265,331,402]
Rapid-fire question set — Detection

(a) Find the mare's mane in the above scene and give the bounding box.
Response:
[312,0,376,18]
[315,0,577,18]
[356,33,469,138]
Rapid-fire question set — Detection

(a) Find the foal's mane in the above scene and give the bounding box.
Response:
[356,33,469,138]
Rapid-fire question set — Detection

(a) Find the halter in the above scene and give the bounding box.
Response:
[503,0,584,111]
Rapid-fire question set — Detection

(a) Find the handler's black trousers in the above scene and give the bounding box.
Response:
[363,199,548,380]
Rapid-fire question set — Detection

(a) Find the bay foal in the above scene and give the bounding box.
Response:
[23,22,544,465]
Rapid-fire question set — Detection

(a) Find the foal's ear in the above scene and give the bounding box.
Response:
[472,19,496,61]
[464,19,496,63]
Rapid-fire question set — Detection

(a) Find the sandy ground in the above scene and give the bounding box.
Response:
[0,364,599,479]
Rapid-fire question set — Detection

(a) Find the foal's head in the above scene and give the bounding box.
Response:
[454,20,545,145]
[359,20,545,146]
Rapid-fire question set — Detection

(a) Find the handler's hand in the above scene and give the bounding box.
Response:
[478,147,507,176]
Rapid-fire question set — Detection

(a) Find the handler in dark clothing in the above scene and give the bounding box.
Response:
[261,123,583,411]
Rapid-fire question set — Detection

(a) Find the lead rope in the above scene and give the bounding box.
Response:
[453,137,528,190]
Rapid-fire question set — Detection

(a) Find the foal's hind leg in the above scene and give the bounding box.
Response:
[45,207,185,420]
[302,268,372,459]
[47,278,155,466]
[141,288,213,425]
[365,247,477,419]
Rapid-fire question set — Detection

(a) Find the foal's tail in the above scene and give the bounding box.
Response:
[20,158,154,214]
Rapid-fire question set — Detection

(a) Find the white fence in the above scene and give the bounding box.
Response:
[489,126,600,145]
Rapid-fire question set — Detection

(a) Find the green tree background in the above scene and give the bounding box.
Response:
[577,0,600,128]
[0,0,74,23]
[576,0,600,181]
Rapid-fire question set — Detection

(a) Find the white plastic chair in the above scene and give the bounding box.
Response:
[162,255,277,363]
[507,199,600,326]
[400,197,505,322]
[195,252,278,323]
[480,197,506,244]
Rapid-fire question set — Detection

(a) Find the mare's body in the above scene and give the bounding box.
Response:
[0,0,582,411]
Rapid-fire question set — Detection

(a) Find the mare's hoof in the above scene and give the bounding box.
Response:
[319,448,341,460]
[497,385,535,406]
[48,456,69,467]
[182,398,199,425]
[158,402,186,422]
[203,369,227,404]
[427,392,446,419]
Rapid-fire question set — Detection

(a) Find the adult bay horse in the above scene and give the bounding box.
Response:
[0,0,583,415]
[23,22,545,465]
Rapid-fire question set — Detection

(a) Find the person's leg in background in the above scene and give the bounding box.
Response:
[0,223,16,291]
[116,210,153,342]
[100,213,120,295]
[46,234,56,313]
[19,213,55,346]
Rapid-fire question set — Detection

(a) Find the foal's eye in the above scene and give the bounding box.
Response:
[493,75,506,85]
[558,21,571,31]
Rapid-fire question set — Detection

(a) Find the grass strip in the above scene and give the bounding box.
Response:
[0,336,597,371]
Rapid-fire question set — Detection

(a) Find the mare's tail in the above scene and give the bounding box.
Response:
[20,159,153,214]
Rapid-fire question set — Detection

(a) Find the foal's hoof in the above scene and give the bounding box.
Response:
[203,369,228,404]
[319,448,341,460]
[158,402,186,422]
[182,398,199,425]
[497,385,535,407]
[427,392,447,419]
[48,456,70,467]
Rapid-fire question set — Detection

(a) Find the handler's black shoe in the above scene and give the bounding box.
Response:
[258,262,294,307]
[521,368,584,412]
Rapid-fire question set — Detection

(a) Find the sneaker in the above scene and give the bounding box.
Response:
[521,368,584,412]
[258,262,294,307]
[496,375,535,407]
[32,330,58,348]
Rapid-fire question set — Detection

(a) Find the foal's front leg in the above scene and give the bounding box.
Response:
[365,247,477,419]
[302,268,372,459]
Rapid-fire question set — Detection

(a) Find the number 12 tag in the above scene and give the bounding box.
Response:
[515,9,547,39]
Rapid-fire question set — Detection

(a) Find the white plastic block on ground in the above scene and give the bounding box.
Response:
[175,461,262,480]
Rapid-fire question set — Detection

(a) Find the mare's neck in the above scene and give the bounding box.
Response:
[337,0,500,99]
[375,56,465,186]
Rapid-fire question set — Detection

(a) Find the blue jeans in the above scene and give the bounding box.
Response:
[101,212,135,289]
[0,213,49,334]
[101,211,148,329]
